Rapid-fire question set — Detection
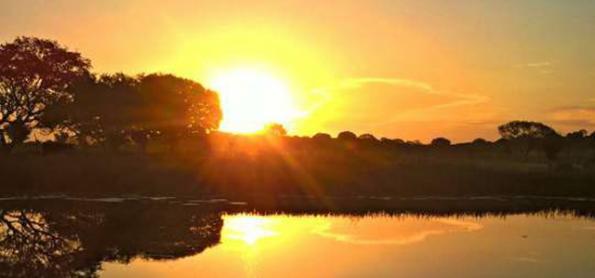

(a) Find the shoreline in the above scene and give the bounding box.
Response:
[1,194,594,218]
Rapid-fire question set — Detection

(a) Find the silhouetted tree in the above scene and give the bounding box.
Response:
[431,137,451,147]
[392,138,406,145]
[6,119,29,145]
[358,133,378,142]
[543,134,564,164]
[312,133,332,142]
[42,73,140,147]
[137,74,222,139]
[498,121,559,159]
[566,129,588,140]
[406,140,423,146]
[263,123,287,136]
[498,121,558,140]
[472,138,489,145]
[337,131,357,141]
[43,73,222,149]
[0,37,90,146]
[380,137,393,145]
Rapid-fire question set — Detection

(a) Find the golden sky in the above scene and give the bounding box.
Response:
[1,0,594,141]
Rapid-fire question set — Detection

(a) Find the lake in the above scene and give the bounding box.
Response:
[0,198,594,277]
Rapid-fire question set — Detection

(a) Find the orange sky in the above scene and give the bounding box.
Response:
[1,0,594,142]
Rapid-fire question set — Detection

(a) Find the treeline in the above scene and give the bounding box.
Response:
[2,36,595,198]
[1,36,595,163]
[0,37,221,152]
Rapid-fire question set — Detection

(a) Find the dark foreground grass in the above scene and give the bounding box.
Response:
[1,148,594,199]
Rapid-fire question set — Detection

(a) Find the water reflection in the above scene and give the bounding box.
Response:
[0,203,223,277]
[0,210,82,277]
[102,212,595,278]
[0,200,594,277]
[313,217,483,245]
[224,216,278,245]
[222,214,484,248]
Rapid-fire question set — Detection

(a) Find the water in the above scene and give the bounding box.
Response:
[100,214,595,278]
[0,199,594,277]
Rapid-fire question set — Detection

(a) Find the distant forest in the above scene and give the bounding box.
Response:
[1,37,595,198]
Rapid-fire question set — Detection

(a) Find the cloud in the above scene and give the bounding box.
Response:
[510,256,540,264]
[337,77,490,124]
[514,61,554,74]
[547,106,595,128]
[338,77,433,92]
[525,62,552,68]
[302,76,496,141]
[514,61,552,68]
[340,77,489,110]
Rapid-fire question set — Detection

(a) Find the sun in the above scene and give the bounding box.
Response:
[208,68,300,134]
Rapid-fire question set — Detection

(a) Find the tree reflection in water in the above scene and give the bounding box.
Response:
[1,198,594,277]
[0,203,223,277]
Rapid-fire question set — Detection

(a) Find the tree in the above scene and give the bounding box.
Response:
[392,138,406,145]
[472,138,489,145]
[42,73,222,148]
[42,73,140,147]
[566,129,588,140]
[431,137,451,147]
[543,134,564,164]
[358,133,378,142]
[312,133,332,142]
[136,74,222,139]
[498,121,558,140]
[497,121,559,159]
[0,37,91,146]
[337,131,357,141]
[262,123,287,136]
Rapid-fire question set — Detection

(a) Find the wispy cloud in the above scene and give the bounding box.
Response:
[305,77,496,140]
[514,61,552,68]
[547,106,595,127]
[524,62,551,68]
[514,61,554,74]
[510,256,540,264]
[338,77,433,92]
[340,77,489,109]
[340,77,490,125]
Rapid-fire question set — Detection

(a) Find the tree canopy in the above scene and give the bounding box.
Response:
[431,137,451,147]
[358,133,378,142]
[312,133,332,142]
[42,73,222,147]
[498,121,558,140]
[262,123,287,136]
[337,131,357,141]
[0,37,91,145]
[566,129,588,140]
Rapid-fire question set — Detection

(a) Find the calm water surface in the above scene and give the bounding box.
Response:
[100,213,595,278]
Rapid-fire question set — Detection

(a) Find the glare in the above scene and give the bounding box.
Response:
[224,216,278,245]
[208,68,301,134]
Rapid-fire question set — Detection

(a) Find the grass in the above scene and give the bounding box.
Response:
[1,139,594,199]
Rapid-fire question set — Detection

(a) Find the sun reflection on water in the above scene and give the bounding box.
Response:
[222,214,483,248]
[223,215,278,245]
[99,214,595,277]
